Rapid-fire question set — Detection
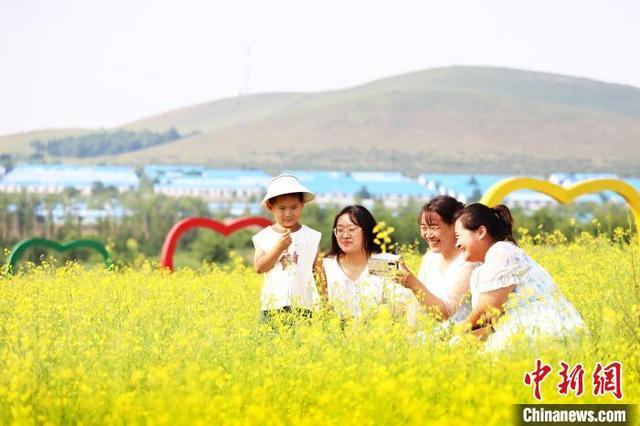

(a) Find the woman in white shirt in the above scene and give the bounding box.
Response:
[322,205,401,318]
[323,204,468,320]
[450,203,587,351]
[400,196,479,320]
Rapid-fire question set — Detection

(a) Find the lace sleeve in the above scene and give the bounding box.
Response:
[476,242,525,292]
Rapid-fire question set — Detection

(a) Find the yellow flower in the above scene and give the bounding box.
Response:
[0,236,637,423]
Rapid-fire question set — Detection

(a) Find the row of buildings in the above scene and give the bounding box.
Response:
[1,163,638,214]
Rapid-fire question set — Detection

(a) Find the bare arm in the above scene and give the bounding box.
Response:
[464,284,516,338]
[440,262,475,315]
[397,263,449,319]
[253,230,291,273]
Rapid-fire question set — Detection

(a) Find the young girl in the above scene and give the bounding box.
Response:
[252,175,323,320]
[453,203,587,351]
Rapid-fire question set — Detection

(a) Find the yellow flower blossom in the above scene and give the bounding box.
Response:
[0,237,637,423]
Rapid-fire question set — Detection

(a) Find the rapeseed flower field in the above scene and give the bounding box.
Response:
[0,232,638,425]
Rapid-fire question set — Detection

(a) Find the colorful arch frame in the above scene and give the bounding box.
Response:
[5,238,113,274]
[160,216,272,271]
[480,177,640,236]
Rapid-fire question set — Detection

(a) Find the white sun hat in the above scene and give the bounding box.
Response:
[261,174,315,208]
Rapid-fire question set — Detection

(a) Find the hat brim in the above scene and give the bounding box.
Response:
[261,191,315,208]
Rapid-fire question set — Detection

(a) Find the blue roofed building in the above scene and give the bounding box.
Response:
[548,173,620,186]
[34,200,131,225]
[0,163,139,194]
[152,166,270,201]
[549,172,625,203]
[143,164,205,181]
[208,202,262,217]
[350,172,433,207]
[418,173,569,209]
[285,171,433,207]
[501,190,559,210]
[284,170,362,205]
[418,174,513,203]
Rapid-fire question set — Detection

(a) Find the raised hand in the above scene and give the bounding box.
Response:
[276,229,292,252]
[393,261,414,288]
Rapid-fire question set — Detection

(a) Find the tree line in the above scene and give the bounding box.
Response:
[29,128,184,158]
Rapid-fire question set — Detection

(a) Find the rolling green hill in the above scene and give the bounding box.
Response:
[2,66,639,174]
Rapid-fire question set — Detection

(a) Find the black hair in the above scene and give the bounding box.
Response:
[326,205,381,257]
[266,192,305,207]
[454,203,517,244]
[419,195,465,226]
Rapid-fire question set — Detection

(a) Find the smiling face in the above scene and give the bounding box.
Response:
[334,213,364,255]
[454,219,488,262]
[419,211,457,255]
[267,194,304,229]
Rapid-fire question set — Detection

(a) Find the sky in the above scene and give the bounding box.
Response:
[0,0,638,136]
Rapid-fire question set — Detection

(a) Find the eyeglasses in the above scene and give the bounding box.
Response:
[333,226,361,237]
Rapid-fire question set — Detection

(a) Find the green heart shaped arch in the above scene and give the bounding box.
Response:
[5,238,113,274]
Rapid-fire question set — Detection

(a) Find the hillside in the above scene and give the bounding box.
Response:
[0,129,93,156]
[2,66,639,174]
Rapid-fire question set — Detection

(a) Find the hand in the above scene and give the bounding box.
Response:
[393,261,414,288]
[275,230,292,252]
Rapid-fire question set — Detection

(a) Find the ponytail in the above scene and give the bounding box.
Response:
[491,205,516,243]
[455,203,517,245]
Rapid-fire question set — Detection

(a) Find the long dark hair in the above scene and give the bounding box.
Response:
[454,203,517,244]
[326,205,381,257]
[419,195,465,226]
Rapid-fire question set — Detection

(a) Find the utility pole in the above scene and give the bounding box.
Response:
[244,44,251,95]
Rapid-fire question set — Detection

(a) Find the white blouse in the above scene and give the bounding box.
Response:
[323,256,413,318]
[252,224,321,311]
[471,241,587,351]
[417,251,478,317]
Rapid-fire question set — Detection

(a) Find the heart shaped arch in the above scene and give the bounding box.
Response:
[160,216,272,271]
[6,238,113,274]
[479,177,640,236]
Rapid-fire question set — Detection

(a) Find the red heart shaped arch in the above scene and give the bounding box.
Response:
[160,217,272,271]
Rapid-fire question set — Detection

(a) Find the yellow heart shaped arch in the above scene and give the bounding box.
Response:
[479,177,640,236]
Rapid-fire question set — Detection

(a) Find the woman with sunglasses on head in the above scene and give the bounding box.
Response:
[449,203,587,351]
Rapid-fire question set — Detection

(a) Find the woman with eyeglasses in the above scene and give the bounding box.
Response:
[322,205,413,318]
